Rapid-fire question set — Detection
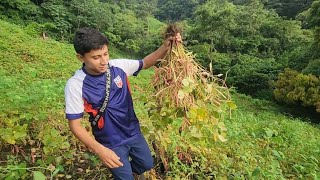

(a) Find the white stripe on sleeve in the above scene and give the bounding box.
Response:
[65,72,85,119]
[109,59,143,76]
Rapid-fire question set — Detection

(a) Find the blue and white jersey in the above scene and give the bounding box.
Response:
[65,59,144,149]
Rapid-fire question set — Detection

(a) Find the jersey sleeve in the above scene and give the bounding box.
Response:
[65,78,84,120]
[109,59,144,76]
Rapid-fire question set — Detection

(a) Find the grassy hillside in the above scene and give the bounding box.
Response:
[0,20,319,179]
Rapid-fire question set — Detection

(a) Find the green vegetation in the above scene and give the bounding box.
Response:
[0,19,319,179]
[1,0,319,111]
[1,0,320,179]
[274,68,320,112]
[188,0,314,98]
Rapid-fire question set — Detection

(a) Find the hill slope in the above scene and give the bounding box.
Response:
[0,20,319,179]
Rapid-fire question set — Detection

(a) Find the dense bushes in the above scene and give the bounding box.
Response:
[274,68,320,112]
[0,0,165,56]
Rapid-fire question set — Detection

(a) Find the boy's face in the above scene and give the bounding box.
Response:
[77,45,109,75]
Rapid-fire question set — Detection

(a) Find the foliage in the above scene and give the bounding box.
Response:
[155,0,204,22]
[0,0,165,57]
[0,0,43,24]
[67,0,116,33]
[229,0,313,19]
[105,0,158,18]
[306,1,320,59]
[303,59,320,76]
[264,0,313,19]
[273,68,320,112]
[186,0,313,97]
[191,0,309,57]
[305,0,320,28]
[40,0,72,40]
[0,20,320,179]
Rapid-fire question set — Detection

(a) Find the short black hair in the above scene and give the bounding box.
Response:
[73,27,109,56]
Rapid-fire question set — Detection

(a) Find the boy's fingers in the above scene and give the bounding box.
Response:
[173,33,182,42]
[110,155,123,167]
[114,159,124,166]
[106,159,120,168]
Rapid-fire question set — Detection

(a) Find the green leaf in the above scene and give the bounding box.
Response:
[252,167,261,176]
[52,168,60,177]
[182,78,190,87]
[272,150,283,160]
[227,101,237,110]
[18,162,27,175]
[264,128,274,138]
[33,171,46,180]
[187,108,197,120]
[190,127,202,138]
[218,134,227,142]
[178,90,185,99]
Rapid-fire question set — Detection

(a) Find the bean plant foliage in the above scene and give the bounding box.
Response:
[1,20,320,180]
[145,25,237,178]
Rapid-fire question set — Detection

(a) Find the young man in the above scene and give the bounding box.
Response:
[64,27,181,179]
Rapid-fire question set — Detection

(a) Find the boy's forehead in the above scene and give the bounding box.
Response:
[87,45,108,55]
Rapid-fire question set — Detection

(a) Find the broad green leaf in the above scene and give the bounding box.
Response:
[33,171,46,180]
[190,127,202,138]
[264,128,274,138]
[227,101,237,110]
[252,167,261,176]
[218,134,227,142]
[218,122,227,131]
[1,132,16,144]
[160,107,167,116]
[178,90,185,99]
[182,78,190,87]
[187,108,197,119]
[197,108,207,121]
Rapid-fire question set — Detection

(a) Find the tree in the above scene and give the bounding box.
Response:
[229,0,313,19]
[306,0,320,59]
[68,0,116,31]
[264,0,313,19]
[299,0,320,76]
[155,0,204,22]
[40,0,72,40]
[188,0,310,96]
[0,0,42,24]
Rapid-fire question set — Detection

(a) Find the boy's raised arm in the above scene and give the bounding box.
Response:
[142,33,181,69]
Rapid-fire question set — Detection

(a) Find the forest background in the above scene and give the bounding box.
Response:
[0,0,319,179]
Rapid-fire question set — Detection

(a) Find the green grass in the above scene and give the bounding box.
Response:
[0,20,319,179]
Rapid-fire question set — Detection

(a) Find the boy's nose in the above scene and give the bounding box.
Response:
[100,57,108,65]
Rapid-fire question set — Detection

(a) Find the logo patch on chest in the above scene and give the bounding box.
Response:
[114,75,123,88]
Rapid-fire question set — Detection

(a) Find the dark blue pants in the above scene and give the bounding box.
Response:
[109,134,154,180]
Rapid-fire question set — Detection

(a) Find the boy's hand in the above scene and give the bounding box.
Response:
[164,33,182,50]
[96,146,123,168]
[142,32,182,69]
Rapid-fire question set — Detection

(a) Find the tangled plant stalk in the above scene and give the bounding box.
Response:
[147,24,237,178]
[152,24,234,132]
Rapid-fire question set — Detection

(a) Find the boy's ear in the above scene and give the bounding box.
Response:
[76,54,84,62]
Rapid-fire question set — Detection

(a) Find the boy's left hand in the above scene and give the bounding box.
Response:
[164,33,182,50]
